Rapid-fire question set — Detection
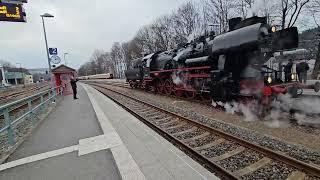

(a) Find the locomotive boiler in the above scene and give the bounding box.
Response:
[125,16,319,107]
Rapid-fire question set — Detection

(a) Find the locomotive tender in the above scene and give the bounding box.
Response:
[125,16,319,106]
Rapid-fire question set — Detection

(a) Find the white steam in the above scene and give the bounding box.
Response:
[239,103,257,122]
[212,93,320,128]
[172,73,183,85]
[264,109,290,128]
[220,101,258,122]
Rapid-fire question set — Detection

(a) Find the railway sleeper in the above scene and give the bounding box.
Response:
[234,157,271,177]
[163,123,187,131]
[210,146,246,162]
[172,126,198,136]
[286,171,306,180]
[194,138,225,151]
[181,132,211,143]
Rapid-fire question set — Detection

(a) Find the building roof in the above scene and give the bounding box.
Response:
[52,65,76,74]
[6,67,31,75]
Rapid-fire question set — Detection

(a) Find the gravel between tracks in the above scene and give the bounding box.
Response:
[93,84,320,166]
[217,150,264,172]
[200,142,240,158]
[241,162,294,180]
[187,135,219,148]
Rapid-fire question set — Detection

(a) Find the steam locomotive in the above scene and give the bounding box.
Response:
[125,16,319,108]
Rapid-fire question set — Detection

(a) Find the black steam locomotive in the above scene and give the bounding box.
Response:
[125,16,318,106]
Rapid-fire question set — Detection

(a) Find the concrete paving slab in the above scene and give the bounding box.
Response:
[0,85,121,180]
[7,86,102,161]
[0,150,120,180]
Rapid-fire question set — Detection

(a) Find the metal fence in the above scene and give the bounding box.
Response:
[0,87,63,146]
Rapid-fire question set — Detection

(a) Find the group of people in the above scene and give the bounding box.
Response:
[283,59,309,83]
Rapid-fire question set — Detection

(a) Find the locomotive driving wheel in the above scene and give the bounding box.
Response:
[129,81,134,88]
[173,85,184,97]
[156,80,164,94]
[199,92,210,102]
[164,79,173,95]
[185,90,196,99]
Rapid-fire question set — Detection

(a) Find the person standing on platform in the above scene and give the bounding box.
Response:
[296,62,302,83]
[70,76,79,99]
[284,59,293,82]
[299,61,309,84]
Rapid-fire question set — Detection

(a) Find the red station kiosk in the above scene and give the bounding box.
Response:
[52,65,77,96]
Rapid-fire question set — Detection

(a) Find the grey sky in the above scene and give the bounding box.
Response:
[0,0,188,69]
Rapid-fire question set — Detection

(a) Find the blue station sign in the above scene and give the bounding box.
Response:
[49,48,58,55]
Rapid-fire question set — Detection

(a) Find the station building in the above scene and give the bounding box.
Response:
[0,67,33,86]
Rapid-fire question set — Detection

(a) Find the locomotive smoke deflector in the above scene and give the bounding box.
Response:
[271,27,299,51]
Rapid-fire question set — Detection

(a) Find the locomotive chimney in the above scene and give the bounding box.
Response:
[228,17,242,31]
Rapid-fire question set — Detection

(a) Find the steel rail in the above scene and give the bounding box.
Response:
[89,83,320,178]
[91,84,238,180]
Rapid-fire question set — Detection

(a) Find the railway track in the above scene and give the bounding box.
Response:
[0,84,49,105]
[89,82,320,180]
[85,80,320,127]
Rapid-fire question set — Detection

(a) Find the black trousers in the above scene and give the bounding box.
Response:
[285,73,291,82]
[72,88,77,99]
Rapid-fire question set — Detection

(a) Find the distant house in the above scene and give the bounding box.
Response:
[28,68,49,75]
[28,68,50,82]
[3,67,32,85]
[24,74,34,84]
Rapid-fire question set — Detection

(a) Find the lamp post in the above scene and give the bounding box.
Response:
[64,53,68,65]
[41,13,54,88]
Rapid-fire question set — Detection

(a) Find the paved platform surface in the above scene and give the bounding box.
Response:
[0,83,219,180]
[0,86,121,180]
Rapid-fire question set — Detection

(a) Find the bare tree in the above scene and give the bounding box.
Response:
[308,0,320,78]
[90,49,106,74]
[110,42,125,78]
[204,0,236,33]
[172,2,202,42]
[279,0,311,29]
[235,0,254,18]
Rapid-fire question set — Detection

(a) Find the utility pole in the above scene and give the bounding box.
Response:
[40,13,54,87]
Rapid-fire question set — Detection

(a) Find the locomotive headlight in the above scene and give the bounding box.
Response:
[267,76,272,84]
[271,26,277,33]
[291,74,296,80]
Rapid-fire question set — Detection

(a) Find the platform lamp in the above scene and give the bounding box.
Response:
[41,13,56,99]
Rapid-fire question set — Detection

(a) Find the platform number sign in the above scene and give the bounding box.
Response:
[49,48,58,55]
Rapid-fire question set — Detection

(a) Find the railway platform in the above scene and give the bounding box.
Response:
[0,83,218,180]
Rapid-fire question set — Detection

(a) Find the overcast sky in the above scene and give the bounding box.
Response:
[0,0,189,69]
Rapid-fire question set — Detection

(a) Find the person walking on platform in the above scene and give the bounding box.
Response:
[284,59,293,82]
[70,76,79,99]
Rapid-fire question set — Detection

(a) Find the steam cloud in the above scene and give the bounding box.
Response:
[213,94,320,128]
